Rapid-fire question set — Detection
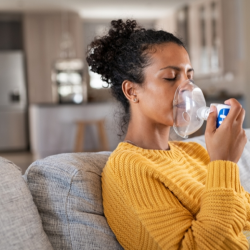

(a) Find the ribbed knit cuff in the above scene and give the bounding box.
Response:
[206,160,241,192]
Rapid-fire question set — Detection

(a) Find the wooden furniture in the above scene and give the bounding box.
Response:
[23,12,83,104]
[74,119,109,152]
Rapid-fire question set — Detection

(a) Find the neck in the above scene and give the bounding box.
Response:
[124,117,171,150]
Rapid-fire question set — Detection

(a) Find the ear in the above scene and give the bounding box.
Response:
[122,80,139,103]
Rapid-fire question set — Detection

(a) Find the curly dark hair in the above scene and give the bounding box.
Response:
[86,19,185,135]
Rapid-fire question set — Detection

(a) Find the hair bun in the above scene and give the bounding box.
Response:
[109,19,138,39]
[86,19,142,85]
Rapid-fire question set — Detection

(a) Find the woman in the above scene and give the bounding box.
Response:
[87,19,250,249]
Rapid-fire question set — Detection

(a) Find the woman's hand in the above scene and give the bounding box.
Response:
[205,98,247,163]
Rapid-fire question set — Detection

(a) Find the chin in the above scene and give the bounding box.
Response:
[167,119,174,127]
[160,121,174,127]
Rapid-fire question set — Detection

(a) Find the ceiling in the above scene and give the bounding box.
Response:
[0,0,198,20]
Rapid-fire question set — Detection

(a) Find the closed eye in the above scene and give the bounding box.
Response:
[164,78,176,81]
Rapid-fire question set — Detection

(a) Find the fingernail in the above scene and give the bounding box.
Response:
[209,105,216,113]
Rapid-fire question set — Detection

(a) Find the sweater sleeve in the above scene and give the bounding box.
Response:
[243,191,250,231]
[102,159,250,250]
[192,160,249,249]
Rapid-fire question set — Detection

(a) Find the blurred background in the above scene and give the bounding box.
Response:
[0,0,250,172]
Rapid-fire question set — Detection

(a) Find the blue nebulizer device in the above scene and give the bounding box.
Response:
[173,80,231,138]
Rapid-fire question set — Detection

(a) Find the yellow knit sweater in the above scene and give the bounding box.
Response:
[102,141,250,250]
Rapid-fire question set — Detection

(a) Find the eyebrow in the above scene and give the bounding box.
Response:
[159,66,194,72]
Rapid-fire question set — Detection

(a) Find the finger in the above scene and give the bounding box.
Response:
[223,98,242,124]
[236,108,245,127]
[205,105,217,134]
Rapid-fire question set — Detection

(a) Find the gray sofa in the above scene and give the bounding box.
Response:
[1,133,250,250]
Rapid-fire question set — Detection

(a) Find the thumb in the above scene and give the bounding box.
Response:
[206,105,217,134]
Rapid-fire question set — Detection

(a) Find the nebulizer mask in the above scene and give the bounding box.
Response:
[173,79,230,138]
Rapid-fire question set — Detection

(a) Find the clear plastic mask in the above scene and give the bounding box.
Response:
[173,80,206,138]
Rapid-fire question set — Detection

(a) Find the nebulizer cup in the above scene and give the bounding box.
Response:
[173,80,231,138]
[173,80,208,138]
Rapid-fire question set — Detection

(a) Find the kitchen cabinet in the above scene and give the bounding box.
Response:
[23,13,83,104]
[188,0,223,77]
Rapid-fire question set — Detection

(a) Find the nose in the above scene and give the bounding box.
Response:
[176,79,192,93]
[180,70,192,83]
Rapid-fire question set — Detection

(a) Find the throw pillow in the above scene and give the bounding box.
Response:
[0,157,53,250]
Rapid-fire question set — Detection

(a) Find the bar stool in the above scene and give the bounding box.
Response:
[74,119,109,152]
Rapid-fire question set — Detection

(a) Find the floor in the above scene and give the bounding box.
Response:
[0,151,34,174]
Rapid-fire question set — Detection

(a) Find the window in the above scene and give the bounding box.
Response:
[52,58,86,104]
[89,68,109,89]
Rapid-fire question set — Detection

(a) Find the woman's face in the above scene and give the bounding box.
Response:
[136,42,194,127]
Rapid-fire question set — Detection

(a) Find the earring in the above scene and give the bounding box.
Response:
[133,93,138,102]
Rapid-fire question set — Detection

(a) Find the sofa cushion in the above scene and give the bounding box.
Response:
[0,157,53,250]
[24,152,123,250]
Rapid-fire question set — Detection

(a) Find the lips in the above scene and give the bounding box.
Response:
[173,102,186,109]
